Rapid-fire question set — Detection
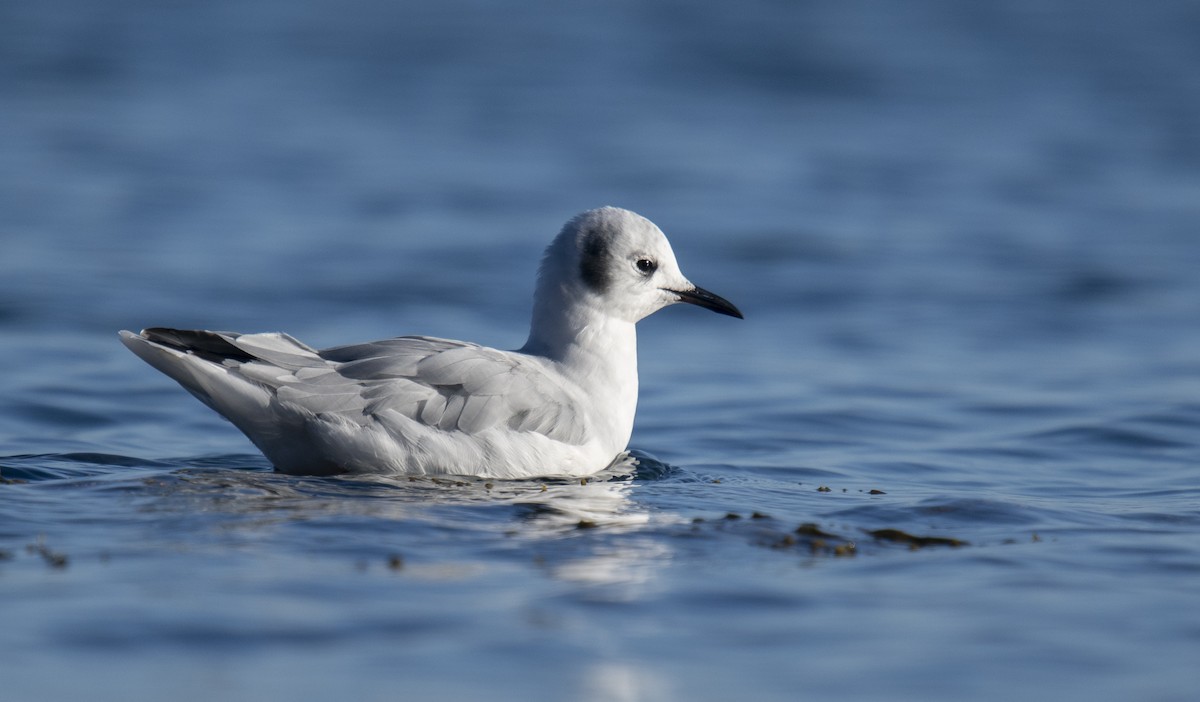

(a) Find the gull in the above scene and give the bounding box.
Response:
[120,207,742,478]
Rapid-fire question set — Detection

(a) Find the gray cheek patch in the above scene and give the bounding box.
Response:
[579,229,612,294]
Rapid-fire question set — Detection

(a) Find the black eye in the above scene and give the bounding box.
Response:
[635,258,657,275]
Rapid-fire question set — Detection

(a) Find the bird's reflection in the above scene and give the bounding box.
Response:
[141,452,680,590]
[155,452,666,533]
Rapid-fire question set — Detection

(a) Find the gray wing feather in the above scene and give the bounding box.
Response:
[276,385,369,414]
[419,392,448,425]
[229,332,323,369]
[439,394,467,431]
[457,394,500,433]
[320,336,463,364]
[224,335,587,444]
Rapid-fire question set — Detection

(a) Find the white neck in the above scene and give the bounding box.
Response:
[520,294,639,454]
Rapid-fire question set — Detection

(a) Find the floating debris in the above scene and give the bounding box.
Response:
[795,523,840,539]
[0,467,26,485]
[387,554,405,571]
[867,528,967,549]
[27,538,68,569]
[430,477,470,487]
[803,537,857,558]
[748,520,859,557]
[869,489,886,495]
[680,515,971,561]
[816,486,832,493]
[575,519,598,529]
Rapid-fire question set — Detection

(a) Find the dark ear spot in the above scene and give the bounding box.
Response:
[579,230,611,293]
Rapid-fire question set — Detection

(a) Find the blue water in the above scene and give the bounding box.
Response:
[3,1,1199,699]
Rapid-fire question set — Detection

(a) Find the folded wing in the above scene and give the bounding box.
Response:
[181,331,589,445]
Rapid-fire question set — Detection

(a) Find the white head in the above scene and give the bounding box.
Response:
[529,207,742,335]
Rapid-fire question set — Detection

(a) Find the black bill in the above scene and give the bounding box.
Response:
[671,286,744,319]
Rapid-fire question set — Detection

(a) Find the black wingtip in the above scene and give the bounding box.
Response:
[141,327,256,363]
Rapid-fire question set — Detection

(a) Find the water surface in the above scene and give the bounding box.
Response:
[2,1,1199,700]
